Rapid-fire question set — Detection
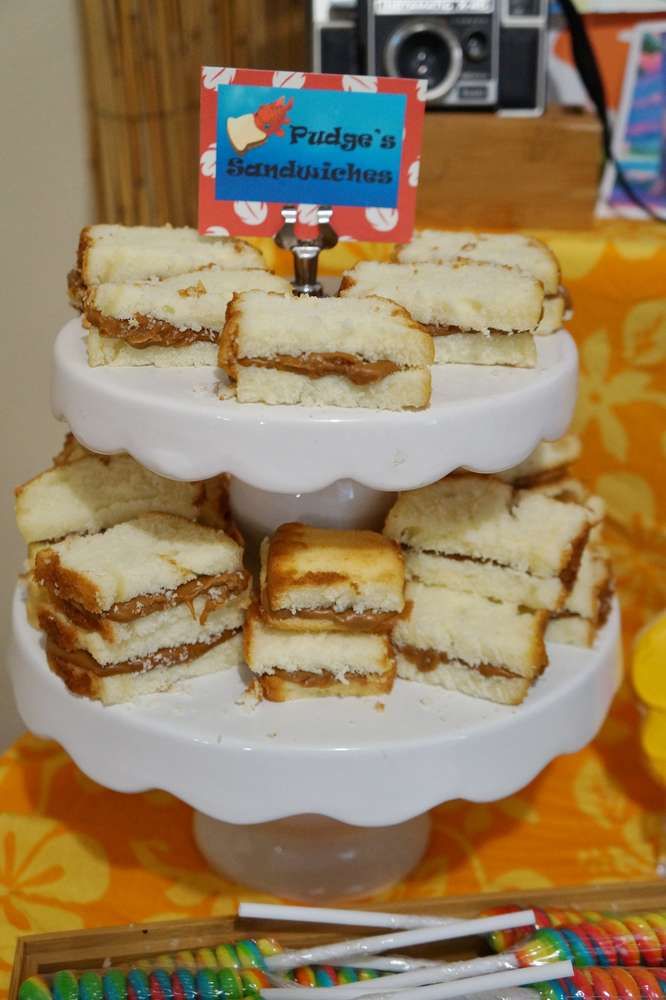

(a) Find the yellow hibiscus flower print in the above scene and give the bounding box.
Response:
[574,328,666,461]
[0,814,109,976]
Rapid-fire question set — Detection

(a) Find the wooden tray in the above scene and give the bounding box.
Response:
[10,881,666,1000]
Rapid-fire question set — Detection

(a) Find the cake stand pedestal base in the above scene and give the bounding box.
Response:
[192,811,431,901]
[228,478,395,549]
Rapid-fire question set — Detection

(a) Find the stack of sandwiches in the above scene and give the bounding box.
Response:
[84,266,291,368]
[15,434,233,627]
[384,464,595,704]
[68,224,265,309]
[394,231,570,337]
[339,258,544,368]
[34,513,251,704]
[244,523,405,700]
[498,436,612,647]
[219,291,434,410]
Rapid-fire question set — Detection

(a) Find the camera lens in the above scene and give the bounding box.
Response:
[395,29,451,89]
[464,31,488,62]
[385,21,463,101]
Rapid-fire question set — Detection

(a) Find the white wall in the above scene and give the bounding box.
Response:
[0,1,93,748]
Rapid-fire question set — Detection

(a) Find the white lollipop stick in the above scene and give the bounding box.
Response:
[261,960,573,1000]
[326,958,440,972]
[261,955,519,999]
[264,910,535,971]
[239,903,456,930]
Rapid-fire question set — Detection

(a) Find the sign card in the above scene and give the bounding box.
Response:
[199,68,425,242]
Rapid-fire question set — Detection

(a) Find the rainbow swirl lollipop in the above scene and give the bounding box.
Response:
[532,965,666,1000]
[514,916,666,969]
[486,906,605,953]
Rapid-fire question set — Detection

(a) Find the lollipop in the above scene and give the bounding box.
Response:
[486,907,605,953]
[287,966,383,987]
[513,916,666,969]
[531,966,666,1000]
[18,956,383,1000]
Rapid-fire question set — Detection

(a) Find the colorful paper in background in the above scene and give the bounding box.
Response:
[599,21,666,218]
[548,9,666,112]
[1,224,665,1000]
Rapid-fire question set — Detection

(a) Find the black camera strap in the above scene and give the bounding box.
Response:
[558,0,664,222]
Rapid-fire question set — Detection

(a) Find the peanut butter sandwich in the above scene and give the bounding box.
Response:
[245,523,405,701]
[84,267,291,367]
[384,474,591,614]
[219,291,433,409]
[33,512,251,704]
[339,259,544,367]
[394,230,568,335]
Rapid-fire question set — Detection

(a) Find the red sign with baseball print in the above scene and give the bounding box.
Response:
[199,67,425,243]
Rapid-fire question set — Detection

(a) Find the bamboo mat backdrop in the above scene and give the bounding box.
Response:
[80,0,307,225]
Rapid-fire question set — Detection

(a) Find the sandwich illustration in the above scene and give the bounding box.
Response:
[226,96,293,155]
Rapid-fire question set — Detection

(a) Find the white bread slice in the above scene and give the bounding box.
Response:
[220,291,434,370]
[84,267,290,363]
[393,581,547,677]
[39,589,249,665]
[546,615,596,647]
[395,231,560,295]
[433,332,536,367]
[339,260,544,333]
[232,365,431,410]
[244,605,395,682]
[34,512,244,614]
[496,435,582,487]
[395,650,532,706]
[404,550,566,611]
[260,524,404,629]
[15,453,205,545]
[536,295,566,336]
[77,225,265,285]
[87,330,219,367]
[564,546,611,620]
[384,475,591,580]
[47,630,243,705]
[533,477,605,531]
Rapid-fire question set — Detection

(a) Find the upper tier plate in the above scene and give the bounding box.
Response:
[53,319,578,491]
[9,585,620,826]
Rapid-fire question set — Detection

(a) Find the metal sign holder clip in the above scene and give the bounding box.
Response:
[274,205,339,296]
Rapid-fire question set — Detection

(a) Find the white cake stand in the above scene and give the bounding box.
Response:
[7,318,622,901]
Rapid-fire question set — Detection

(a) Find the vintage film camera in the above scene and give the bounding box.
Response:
[309,0,549,115]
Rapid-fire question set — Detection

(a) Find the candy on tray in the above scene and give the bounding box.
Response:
[511,916,666,968]
[262,961,575,1000]
[484,905,605,952]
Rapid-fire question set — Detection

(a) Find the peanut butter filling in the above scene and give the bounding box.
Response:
[408,527,589,592]
[238,352,400,385]
[49,570,249,632]
[85,307,219,348]
[424,324,525,338]
[46,628,240,678]
[397,643,518,679]
[260,589,403,633]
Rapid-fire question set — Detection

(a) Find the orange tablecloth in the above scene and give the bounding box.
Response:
[1,221,665,996]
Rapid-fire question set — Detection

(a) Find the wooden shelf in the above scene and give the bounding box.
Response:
[417,108,602,229]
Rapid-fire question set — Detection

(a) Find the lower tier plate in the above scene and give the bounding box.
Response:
[8,586,622,826]
[52,319,578,491]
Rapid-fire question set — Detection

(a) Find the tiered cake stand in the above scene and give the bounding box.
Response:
[7,318,622,901]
